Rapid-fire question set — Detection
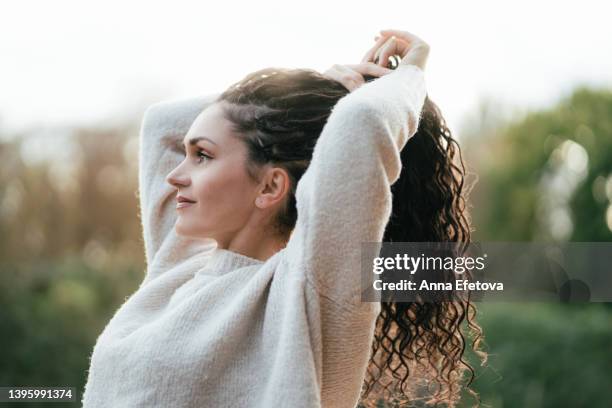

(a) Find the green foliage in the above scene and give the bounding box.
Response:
[464,87,612,241]
[0,259,142,407]
[461,303,612,408]
[458,86,612,407]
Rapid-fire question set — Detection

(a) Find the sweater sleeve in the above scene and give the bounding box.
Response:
[138,94,219,280]
[284,64,427,307]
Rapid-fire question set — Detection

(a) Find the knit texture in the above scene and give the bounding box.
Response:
[82,64,426,408]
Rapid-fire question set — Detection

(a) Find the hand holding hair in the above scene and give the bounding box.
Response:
[323,28,429,92]
[321,62,393,92]
[362,29,430,71]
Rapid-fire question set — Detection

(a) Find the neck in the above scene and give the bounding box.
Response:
[220,225,288,262]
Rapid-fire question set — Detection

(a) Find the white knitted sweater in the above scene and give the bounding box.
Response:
[82,64,426,407]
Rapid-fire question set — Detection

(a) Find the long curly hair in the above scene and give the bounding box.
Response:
[216,66,486,407]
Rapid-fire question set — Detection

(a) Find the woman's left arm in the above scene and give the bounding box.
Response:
[283,60,427,308]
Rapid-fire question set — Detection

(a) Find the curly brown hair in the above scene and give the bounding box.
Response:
[361,96,487,408]
[216,66,487,407]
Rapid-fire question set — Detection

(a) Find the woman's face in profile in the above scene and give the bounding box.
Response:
[165,102,260,243]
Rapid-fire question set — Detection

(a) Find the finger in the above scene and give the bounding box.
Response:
[379,29,423,46]
[345,62,393,77]
[373,35,396,66]
[361,34,393,64]
[362,34,389,63]
[335,64,365,91]
[376,36,397,67]
[372,38,387,64]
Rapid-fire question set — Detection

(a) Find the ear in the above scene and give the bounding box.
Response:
[255,167,291,209]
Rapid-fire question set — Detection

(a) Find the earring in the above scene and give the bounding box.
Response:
[256,198,262,206]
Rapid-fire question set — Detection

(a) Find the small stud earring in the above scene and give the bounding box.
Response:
[256,198,262,206]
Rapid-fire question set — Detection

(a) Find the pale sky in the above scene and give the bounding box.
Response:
[1,0,611,137]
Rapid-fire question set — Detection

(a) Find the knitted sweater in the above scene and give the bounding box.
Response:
[82,64,426,408]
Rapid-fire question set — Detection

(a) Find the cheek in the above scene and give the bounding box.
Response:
[192,165,256,216]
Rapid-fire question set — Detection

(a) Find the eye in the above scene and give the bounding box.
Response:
[195,150,212,164]
[182,146,212,164]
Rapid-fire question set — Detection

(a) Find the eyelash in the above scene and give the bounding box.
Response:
[196,151,212,163]
[183,149,212,164]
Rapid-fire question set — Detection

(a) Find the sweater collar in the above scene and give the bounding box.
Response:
[199,247,264,276]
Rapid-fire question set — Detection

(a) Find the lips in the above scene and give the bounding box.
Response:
[177,195,196,203]
[176,195,196,210]
[176,201,194,209]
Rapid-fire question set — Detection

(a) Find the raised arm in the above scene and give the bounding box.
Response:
[138,94,219,281]
[283,62,427,307]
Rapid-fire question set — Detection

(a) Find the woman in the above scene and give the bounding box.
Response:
[82,29,484,407]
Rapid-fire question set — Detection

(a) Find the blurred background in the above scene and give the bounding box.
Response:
[1,1,611,407]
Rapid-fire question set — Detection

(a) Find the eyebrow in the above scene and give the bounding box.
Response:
[184,136,217,147]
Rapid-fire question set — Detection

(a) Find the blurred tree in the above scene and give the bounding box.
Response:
[462,87,612,242]
[0,124,144,265]
[457,87,612,408]
[0,123,145,405]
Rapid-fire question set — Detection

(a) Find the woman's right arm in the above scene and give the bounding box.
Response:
[138,95,219,282]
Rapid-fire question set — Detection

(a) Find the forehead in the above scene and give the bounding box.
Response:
[183,102,240,147]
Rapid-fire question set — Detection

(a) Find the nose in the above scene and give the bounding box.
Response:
[166,164,190,188]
